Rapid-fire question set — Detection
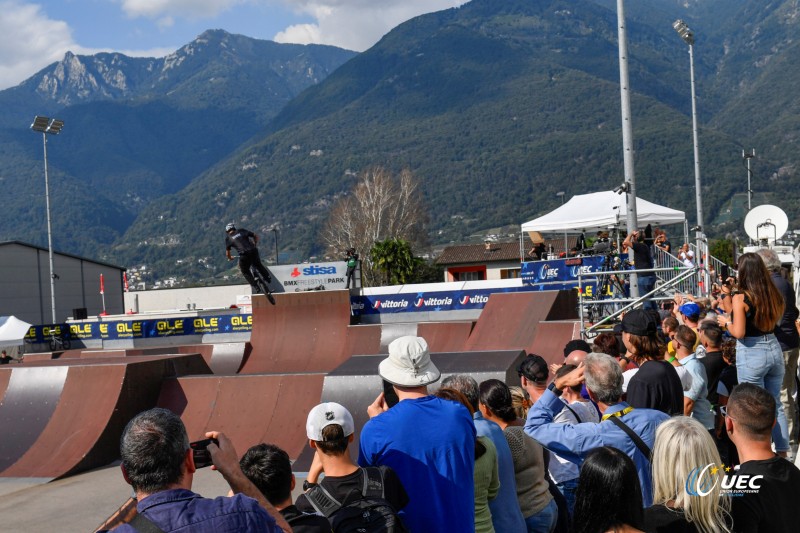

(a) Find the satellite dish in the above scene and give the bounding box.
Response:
[744,205,788,243]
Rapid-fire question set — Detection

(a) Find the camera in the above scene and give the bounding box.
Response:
[190,437,219,468]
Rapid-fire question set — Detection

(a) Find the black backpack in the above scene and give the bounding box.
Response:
[304,467,407,533]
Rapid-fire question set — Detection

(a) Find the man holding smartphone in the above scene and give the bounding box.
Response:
[110,408,290,533]
[623,229,657,309]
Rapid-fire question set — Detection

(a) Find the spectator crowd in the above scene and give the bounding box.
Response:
[106,250,800,533]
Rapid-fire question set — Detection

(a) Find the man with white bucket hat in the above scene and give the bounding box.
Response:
[358,336,476,533]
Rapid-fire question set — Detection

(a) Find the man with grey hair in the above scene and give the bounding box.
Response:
[440,375,526,532]
[524,352,669,506]
[112,408,288,532]
[757,248,800,454]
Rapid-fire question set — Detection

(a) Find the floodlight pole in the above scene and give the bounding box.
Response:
[31,116,64,324]
[674,20,707,296]
[556,191,567,255]
[272,228,279,265]
[743,149,755,211]
[616,0,639,297]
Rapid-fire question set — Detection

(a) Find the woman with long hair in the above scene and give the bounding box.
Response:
[479,379,557,533]
[644,417,731,532]
[572,446,644,533]
[717,252,789,454]
[621,309,684,415]
[434,387,498,533]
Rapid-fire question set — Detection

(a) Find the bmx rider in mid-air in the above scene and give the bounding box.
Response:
[225,223,273,294]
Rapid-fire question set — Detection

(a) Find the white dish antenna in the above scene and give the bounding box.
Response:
[744,205,788,243]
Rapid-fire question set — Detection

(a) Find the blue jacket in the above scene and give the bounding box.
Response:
[524,389,668,507]
[474,412,527,531]
[112,489,279,532]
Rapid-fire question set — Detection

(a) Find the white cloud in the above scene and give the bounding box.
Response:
[120,0,244,20]
[0,1,79,90]
[273,0,468,52]
[0,1,176,91]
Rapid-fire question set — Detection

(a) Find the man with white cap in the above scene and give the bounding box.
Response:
[295,401,408,522]
[358,336,476,533]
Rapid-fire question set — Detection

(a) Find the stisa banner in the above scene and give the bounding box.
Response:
[270,262,348,291]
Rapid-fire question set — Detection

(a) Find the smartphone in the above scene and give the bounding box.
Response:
[720,264,730,283]
[190,437,219,468]
[382,379,400,408]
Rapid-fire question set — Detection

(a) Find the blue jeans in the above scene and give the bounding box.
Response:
[555,477,579,517]
[525,498,557,533]
[736,334,790,452]
[638,274,657,310]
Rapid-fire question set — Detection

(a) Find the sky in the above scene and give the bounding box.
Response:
[0,0,468,90]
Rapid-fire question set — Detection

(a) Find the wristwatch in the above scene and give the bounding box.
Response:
[302,480,317,491]
[547,381,563,397]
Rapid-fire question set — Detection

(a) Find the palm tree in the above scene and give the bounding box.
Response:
[370,238,419,286]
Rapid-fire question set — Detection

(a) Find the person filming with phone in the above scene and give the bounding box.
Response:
[109,408,290,532]
[623,229,657,310]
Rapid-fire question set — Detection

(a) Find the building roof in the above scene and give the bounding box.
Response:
[436,236,580,266]
[436,241,524,266]
[0,241,126,271]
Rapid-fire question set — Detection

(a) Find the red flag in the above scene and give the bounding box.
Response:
[100,274,105,295]
[123,272,129,292]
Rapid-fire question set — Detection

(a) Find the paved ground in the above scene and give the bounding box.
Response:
[0,460,305,532]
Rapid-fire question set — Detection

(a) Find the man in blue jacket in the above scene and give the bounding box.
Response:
[113,408,288,532]
[525,352,669,506]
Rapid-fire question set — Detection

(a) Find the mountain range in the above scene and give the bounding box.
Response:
[1,0,798,286]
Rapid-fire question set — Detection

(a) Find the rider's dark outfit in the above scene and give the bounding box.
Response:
[225,228,272,292]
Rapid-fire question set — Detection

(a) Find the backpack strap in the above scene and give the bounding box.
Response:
[129,512,167,533]
[304,484,345,519]
[361,467,386,499]
[562,402,582,424]
[607,415,652,460]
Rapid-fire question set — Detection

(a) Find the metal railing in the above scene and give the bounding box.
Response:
[652,246,697,295]
[577,264,697,338]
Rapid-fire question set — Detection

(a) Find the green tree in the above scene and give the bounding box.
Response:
[709,238,735,266]
[322,167,429,286]
[370,238,420,286]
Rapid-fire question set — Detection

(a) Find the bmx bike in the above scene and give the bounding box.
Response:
[250,263,276,306]
[48,329,72,352]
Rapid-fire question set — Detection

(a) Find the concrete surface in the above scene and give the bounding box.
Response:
[0,460,311,532]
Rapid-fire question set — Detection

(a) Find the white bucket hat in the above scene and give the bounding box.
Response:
[379,336,441,387]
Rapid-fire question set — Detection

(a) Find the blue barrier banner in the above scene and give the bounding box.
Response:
[521,256,607,285]
[351,286,530,316]
[26,315,254,342]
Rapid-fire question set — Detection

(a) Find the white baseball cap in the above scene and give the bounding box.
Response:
[305,402,354,441]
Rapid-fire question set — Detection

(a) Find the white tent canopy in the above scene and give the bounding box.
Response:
[521,191,686,234]
[0,316,32,349]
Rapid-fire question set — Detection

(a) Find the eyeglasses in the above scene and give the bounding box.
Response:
[720,405,732,419]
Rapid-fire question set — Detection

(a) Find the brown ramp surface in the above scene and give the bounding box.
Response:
[343,321,474,356]
[158,373,325,460]
[0,354,211,478]
[464,290,578,354]
[240,290,352,374]
[527,321,582,371]
[294,349,526,470]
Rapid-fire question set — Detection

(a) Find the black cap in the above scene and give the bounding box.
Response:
[620,309,658,336]
[517,354,549,383]
[563,339,592,357]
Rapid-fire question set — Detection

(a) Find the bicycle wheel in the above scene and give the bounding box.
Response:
[48,338,57,352]
[62,338,71,350]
